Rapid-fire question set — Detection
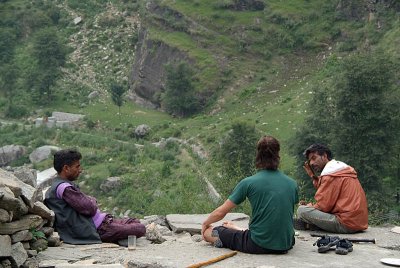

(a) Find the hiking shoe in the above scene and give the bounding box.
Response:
[211,229,223,248]
[335,239,353,255]
[313,235,340,253]
[293,218,321,231]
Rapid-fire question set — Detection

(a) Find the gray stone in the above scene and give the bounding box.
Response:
[0,214,43,235]
[73,16,82,25]
[0,145,27,167]
[36,167,57,188]
[26,250,37,257]
[0,259,12,268]
[141,215,167,226]
[0,208,11,223]
[37,246,91,262]
[22,242,30,250]
[191,234,202,242]
[166,213,249,234]
[145,223,166,243]
[12,196,29,220]
[47,235,62,247]
[30,238,48,252]
[0,187,28,219]
[28,201,54,222]
[40,226,54,237]
[157,225,172,236]
[52,112,84,123]
[100,177,122,192]
[134,124,151,138]
[11,230,33,243]
[0,235,11,257]
[22,258,39,268]
[32,223,400,268]
[0,169,37,208]
[88,91,100,99]
[11,167,37,188]
[10,242,28,267]
[29,146,60,164]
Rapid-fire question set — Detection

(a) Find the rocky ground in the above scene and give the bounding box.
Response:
[37,214,400,268]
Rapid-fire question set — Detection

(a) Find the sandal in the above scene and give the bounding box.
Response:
[313,235,340,253]
[335,239,353,255]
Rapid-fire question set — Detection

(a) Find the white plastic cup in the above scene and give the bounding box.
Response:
[128,235,136,250]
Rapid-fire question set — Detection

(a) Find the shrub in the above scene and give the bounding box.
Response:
[5,104,29,118]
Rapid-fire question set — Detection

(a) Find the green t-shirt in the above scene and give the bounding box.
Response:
[229,169,298,250]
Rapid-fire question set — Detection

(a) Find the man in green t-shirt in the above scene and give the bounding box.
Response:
[202,136,298,254]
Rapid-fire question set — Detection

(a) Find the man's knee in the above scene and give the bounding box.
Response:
[203,226,217,243]
[136,223,146,237]
[297,205,315,215]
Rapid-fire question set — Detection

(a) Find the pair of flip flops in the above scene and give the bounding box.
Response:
[313,235,353,255]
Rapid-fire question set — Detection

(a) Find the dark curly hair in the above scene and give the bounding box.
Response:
[255,136,280,170]
[53,149,82,173]
[303,143,333,160]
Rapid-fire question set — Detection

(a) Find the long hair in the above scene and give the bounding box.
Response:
[255,136,280,170]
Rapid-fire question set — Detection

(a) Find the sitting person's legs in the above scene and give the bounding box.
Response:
[98,215,146,243]
[204,223,288,254]
[297,205,356,234]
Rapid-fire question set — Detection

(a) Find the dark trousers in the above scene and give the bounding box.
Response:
[214,226,293,254]
[97,215,146,243]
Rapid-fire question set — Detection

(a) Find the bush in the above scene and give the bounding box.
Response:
[5,104,29,118]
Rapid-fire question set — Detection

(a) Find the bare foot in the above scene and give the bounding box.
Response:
[222,221,245,231]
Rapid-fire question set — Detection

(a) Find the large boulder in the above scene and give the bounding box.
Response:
[0,145,27,167]
[134,124,151,138]
[100,177,122,192]
[29,146,60,164]
[9,166,37,188]
[0,169,37,208]
[0,214,43,235]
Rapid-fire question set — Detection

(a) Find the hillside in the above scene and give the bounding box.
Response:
[0,0,399,219]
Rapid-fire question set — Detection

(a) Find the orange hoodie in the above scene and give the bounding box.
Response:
[312,160,368,231]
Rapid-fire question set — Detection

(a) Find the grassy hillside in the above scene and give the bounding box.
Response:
[0,0,399,220]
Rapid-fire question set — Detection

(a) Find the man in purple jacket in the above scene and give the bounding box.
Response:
[45,149,145,245]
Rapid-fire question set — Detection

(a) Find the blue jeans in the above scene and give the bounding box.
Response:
[297,206,357,234]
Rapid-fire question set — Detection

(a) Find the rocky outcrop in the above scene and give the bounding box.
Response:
[0,168,59,268]
[129,28,191,107]
[29,146,60,164]
[35,112,85,128]
[100,177,122,192]
[0,145,27,167]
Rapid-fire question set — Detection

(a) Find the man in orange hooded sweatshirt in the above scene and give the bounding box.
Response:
[296,144,368,233]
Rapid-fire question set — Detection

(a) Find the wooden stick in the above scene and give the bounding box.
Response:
[187,251,238,268]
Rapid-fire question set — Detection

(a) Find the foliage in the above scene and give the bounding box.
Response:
[29,228,46,240]
[219,121,258,193]
[162,61,201,117]
[290,50,399,197]
[109,82,127,116]
[330,51,398,191]
[30,27,68,104]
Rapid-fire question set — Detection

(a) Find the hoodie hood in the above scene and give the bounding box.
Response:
[320,160,358,178]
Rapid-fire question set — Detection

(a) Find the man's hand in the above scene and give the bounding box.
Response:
[303,161,318,180]
[201,223,212,240]
[299,200,313,206]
